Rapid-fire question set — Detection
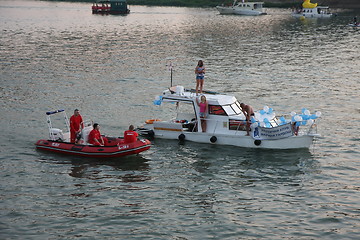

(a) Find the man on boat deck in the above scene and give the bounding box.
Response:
[124,125,138,143]
[70,109,84,143]
[240,103,255,136]
[88,123,108,146]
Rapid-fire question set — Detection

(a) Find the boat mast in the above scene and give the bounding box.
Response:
[167,61,174,87]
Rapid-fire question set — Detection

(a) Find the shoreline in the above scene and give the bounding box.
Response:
[46,0,360,9]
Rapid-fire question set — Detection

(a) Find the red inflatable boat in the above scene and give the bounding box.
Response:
[35,137,151,158]
[35,109,151,158]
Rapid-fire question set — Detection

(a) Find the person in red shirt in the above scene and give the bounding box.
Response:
[69,109,84,143]
[124,125,138,143]
[88,123,108,146]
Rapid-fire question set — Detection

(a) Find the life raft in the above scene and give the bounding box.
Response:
[145,119,161,124]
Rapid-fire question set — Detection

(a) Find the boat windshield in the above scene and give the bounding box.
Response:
[209,101,242,116]
[225,101,242,116]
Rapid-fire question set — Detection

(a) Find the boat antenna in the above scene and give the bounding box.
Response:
[167,61,174,87]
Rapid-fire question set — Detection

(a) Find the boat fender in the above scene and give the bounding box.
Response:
[254,140,261,146]
[178,134,185,141]
[210,136,217,143]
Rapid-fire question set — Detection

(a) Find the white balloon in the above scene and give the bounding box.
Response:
[260,122,265,127]
[315,111,322,117]
[250,123,258,129]
[263,106,269,112]
[291,111,296,116]
[307,119,314,125]
[304,110,310,115]
[294,115,303,122]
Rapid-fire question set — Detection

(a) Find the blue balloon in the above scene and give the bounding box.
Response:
[296,122,301,127]
[251,117,256,123]
[153,99,162,105]
[268,108,273,114]
[302,121,307,125]
[260,110,266,115]
[280,116,286,123]
[310,114,317,119]
[302,115,309,120]
[265,123,271,128]
[302,108,307,114]
[264,118,269,123]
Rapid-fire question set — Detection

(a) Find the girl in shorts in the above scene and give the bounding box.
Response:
[196,95,208,132]
[195,60,205,95]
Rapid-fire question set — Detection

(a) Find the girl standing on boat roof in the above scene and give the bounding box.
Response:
[195,60,205,95]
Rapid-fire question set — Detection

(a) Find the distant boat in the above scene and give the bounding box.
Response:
[216,0,267,16]
[92,0,130,15]
[292,0,333,18]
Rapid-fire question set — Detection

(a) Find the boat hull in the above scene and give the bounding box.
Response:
[35,138,151,158]
[140,127,315,149]
[216,6,266,16]
[292,13,332,18]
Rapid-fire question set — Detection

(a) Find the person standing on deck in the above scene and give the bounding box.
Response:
[240,103,255,136]
[70,109,84,143]
[196,95,208,132]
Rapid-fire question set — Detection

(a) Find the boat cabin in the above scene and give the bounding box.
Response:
[92,0,130,15]
[235,2,264,10]
[154,87,248,134]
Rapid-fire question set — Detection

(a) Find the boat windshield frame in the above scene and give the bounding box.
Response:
[209,100,243,117]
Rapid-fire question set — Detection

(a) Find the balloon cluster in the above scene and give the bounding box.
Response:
[250,106,321,129]
[251,106,276,129]
[291,108,321,127]
[153,96,163,105]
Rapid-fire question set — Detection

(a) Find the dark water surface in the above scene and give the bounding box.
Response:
[1,1,360,239]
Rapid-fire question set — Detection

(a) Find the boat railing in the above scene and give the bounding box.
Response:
[199,117,319,136]
[46,109,70,141]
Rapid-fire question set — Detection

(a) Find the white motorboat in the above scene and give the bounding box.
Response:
[292,0,333,18]
[137,86,321,150]
[216,0,266,16]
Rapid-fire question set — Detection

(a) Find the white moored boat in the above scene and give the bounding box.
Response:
[292,0,333,18]
[216,0,266,16]
[137,86,321,150]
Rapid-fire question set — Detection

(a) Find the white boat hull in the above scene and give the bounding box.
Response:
[292,13,333,18]
[142,124,316,149]
[292,6,333,18]
[216,6,266,16]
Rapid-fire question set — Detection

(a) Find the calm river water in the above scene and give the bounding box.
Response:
[1,0,360,239]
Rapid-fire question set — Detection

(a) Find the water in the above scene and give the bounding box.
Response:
[1,0,360,239]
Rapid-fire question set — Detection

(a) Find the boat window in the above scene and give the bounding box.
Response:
[229,119,246,131]
[223,105,239,116]
[231,101,242,114]
[209,105,227,116]
[162,99,196,120]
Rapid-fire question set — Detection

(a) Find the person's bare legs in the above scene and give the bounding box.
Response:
[201,119,206,132]
[199,79,204,93]
[196,79,200,95]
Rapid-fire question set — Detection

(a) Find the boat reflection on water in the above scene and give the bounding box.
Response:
[150,137,319,184]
